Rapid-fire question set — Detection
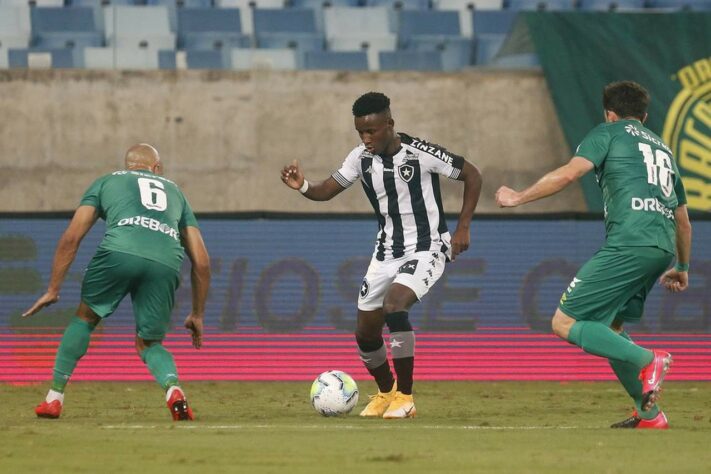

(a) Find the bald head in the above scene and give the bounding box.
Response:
[125,143,162,174]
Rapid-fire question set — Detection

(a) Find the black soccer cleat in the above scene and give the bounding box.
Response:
[610,413,641,429]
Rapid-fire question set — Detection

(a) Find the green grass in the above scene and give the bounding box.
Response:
[2,381,710,473]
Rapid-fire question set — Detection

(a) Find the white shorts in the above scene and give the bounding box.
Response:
[357,251,446,311]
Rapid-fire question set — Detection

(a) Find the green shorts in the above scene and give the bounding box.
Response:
[81,249,181,340]
[558,246,673,326]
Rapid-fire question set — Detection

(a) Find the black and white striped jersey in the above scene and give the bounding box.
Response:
[332,132,466,261]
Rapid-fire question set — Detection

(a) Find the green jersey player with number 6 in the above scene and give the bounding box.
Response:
[495,81,692,429]
[23,144,211,421]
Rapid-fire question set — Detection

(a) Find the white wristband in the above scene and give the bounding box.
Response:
[299,180,309,194]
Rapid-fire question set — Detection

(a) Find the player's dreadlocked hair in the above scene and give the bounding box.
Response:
[603,81,650,121]
[352,92,391,117]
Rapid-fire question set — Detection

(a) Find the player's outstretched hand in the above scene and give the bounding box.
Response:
[184,313,204,349]
[22,291,59,318]
[659,268,688,293]
[450,226,470,262]
[495,186,520,208]
[281,160,304,190]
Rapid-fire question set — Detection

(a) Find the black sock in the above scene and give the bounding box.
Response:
[393,357,414,395]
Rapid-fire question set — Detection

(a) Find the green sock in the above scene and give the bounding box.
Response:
[140,344,179,390]
[568,321,654,368]
[609,331,659,420]
[51,317,96,393]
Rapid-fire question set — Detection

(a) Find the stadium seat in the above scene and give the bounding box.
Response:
[30,7,103,50]
[398,11,473,70]
[505,0,576,10]
[104,6,176,50]
[474,33,504,64]
[177,8,251,50]
[253,8,323,52]
[231,47,298,69]
[364,0,431,9]
[303,50,368,70]
[185,49,232,68]
[433,0,504,10]
[30,0,65,5]
[0,5,30,50]
[84,46,175,69]
[577,0,646,10]
[648,0,711,10]
[379,50,443,70]
[216,0,287,7]
[288,0,362,6]
[472,10,516,34]
[324,7,397,52]
[8,48,83,68]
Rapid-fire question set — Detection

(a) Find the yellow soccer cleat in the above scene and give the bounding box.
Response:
[382,392,416,419]
[359,382,397,418]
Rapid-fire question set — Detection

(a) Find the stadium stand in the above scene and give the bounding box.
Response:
[104,6,176,50]
[0,5,31,50]
[303,50,369,69]
[185,48,233,68]
[30,7,103,49]
[506,0,576,9]
[398,10,473,70]
[379,50,443,70]
[323,7,397,52]
[365,0,431,9]
[577,0,646,10]
[9,48,82,68]
[433,0,504,9]
[253,8,323,52]
[84,46,176,69]
[177,7,251,49]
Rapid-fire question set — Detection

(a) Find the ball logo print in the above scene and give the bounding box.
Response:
[359,278,369,298]
[310,371,359,417]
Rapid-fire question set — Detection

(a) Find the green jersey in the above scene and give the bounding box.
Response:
[80,170,198,272]
[576,119,687,254]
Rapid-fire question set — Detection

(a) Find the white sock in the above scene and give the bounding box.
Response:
[46,389,64,405]
[165,385,184,402]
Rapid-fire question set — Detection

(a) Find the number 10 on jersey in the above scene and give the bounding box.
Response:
[639,143,674,197]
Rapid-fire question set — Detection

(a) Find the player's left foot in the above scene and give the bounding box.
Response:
[610,411,640,428]
[166,386,194,421]
[637,411,669,429]
[382,392,416,419]
[35,400,62,419]
[639,350,672,411]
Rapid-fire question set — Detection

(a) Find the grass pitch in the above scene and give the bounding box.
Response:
[1,381,710,473]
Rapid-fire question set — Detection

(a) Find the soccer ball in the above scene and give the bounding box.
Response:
[310,370,359,417]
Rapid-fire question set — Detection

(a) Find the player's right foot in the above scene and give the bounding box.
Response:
[35,400,62,419]
[382,392,416,419]
[610,410,668,429]
[639,350,672,411]
[166,386,194,421]
[359,382,397,417]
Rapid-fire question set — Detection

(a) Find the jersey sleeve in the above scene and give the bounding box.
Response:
[79,176,106,212]
[575,124,611,167]
[331,147,362,189]
[419,146,465,180]
[179,195,199,229]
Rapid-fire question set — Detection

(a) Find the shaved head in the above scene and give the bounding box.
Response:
[125,143,162,173]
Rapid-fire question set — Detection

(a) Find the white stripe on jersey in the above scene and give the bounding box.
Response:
[331,132,466,261]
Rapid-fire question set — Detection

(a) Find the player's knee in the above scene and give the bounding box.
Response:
[135,337,159,355]
[384,311,412,333]
[551,311,574,340]
[355,332,383,351]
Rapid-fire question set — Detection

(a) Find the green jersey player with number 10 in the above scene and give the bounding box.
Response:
[495,81,692,429]
[23,144,211,421]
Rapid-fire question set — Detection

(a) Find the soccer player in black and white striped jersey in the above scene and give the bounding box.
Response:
[281,92,482,418]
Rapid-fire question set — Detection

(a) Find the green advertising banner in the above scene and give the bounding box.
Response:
[525,12,711,211]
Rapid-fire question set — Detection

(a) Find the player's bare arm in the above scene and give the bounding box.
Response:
[451,160,483,261]
[22,205,99,318]
[495,157,594,208]
[181,226,211,349]
[280,159,346,201]
[659,204,692,293]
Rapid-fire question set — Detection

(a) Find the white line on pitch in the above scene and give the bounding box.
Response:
[102,424,582,431]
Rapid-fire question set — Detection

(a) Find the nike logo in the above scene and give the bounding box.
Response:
[404,406,414,416]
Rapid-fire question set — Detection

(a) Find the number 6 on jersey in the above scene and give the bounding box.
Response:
[138,177,168,211]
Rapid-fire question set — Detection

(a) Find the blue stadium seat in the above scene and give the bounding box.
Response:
[84,46,175,69]
[577,0,646,10]
[474,33,504,64]
[506,0,575,10]
[104,6,176,50]
[216,0,287,7]
[288,0,362,7]
[365,0,431,9]
[472,10,516,34]
[177,8,250,49]
[69,0,140,5]
[433,0,504,10]
[379,50,443,70]
[186,49,232,68]
[0,5,31,50]
[31,7,103,49]
[324,7,396,52]
[8,48,83,68]
[303,51,368,70]
[253,8,323,52]
[398,11,473,70]
[648,0,711,10]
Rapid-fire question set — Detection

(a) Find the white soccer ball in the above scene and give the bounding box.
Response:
[310,370,359,417]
